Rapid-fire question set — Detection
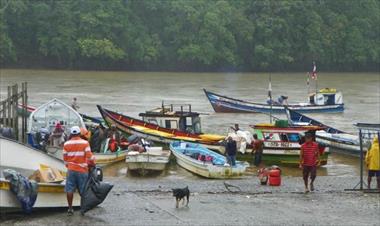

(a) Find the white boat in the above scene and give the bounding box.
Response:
[170,141,248,179]
[27,98,86,152]
[126,147,171,175]
[0,136,65,174]
[0,136,80,211]
[316,131,364,155]
[0,179,80,212]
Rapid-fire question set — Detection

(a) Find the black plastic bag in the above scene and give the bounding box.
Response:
[3,169,38,213]
[80,169,113,214]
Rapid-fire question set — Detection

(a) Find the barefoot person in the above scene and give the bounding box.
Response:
[299,132,320,193]
[63,126,95,215]
[365,136,380,189]
[252,134,264,167]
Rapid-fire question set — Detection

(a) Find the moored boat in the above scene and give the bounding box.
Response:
[170,141,248,179]
[285,107,368,156]
[97,105,225,152]
[204,89,344,114]
[245,123,330,166]
[126,146,171,175]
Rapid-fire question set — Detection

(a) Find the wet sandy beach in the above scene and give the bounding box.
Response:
[2,176,379,226]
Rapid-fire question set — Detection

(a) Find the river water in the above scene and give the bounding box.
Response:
[1,69,379,177]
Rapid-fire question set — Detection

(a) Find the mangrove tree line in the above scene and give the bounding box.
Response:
[1,0,379,71]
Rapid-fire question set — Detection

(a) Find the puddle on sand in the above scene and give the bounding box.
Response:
[102,151,363,179]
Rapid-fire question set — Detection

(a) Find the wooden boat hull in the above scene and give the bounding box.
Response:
[170,142,247,179]
[97,105,224,152]
[43,145,127,167]
[94,151,127,166]
[235,151,329,166]
[0,179,80,211]
[204,89,344,113]
[126,150,171,174]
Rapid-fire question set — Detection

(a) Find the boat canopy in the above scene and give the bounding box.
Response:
[309,89,343,105]
[139,103,202,134]
[28,98,85,135]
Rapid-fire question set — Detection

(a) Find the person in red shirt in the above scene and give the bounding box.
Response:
[300,132,320,193]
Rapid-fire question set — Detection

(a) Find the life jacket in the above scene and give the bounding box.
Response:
[109,138,118,152]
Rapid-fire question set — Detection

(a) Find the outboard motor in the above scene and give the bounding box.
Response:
[36,127,50,152]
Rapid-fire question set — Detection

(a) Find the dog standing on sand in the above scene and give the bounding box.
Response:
[172,186,190,208]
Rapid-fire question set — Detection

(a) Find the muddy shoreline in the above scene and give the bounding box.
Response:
[2,176,379,225]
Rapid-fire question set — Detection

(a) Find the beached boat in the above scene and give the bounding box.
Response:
[0,179,80,212]
[0,136,65,174]
[170,141,248,178]
[245,123,330,166]
[204,89,344,114]
[0,136,80,212]
[285,107,366,155]
[97,105,225,152]
[125,147,171,175]
[92,138,127,166]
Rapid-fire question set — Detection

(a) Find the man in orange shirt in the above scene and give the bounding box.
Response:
[63,126,95,216]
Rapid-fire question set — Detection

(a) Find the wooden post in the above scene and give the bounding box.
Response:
[1,101,5,125]
[21,83,25,142]
[7,86,11,127]
[25,82,28,143]
[13,84,19,140]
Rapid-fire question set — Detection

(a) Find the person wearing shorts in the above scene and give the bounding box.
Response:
[300,132,320,193]
[63,126,95,216]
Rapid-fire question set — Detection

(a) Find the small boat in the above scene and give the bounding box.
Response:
[94,138,127,166]
[0,136,66,175]
[97,105,225,152]
[0,179,80,212]
[27,98,86,152]
[170,141,248,179]
[204,89,344,114]
[94,151,127,166]
[17,103,35,117]
[18,102,103,126]
[125,146,171,175]
[285,107,367,155]
[0,136,80,212]
[139,102,203,134]
[247,123,330,166]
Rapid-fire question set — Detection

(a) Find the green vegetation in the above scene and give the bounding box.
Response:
[1,0,379,71]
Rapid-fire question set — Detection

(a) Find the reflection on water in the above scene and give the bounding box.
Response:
[102,151,363,178]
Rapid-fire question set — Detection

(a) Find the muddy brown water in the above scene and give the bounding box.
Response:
[1,69,379,177]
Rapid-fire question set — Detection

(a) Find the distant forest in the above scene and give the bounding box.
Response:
[1,0,379,72]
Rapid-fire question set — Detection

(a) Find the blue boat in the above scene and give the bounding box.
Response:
[170,141,248,178]
[204,89,344,114]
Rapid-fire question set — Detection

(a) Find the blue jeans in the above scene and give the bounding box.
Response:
[227,155,236,167]
[65,170,88,195]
